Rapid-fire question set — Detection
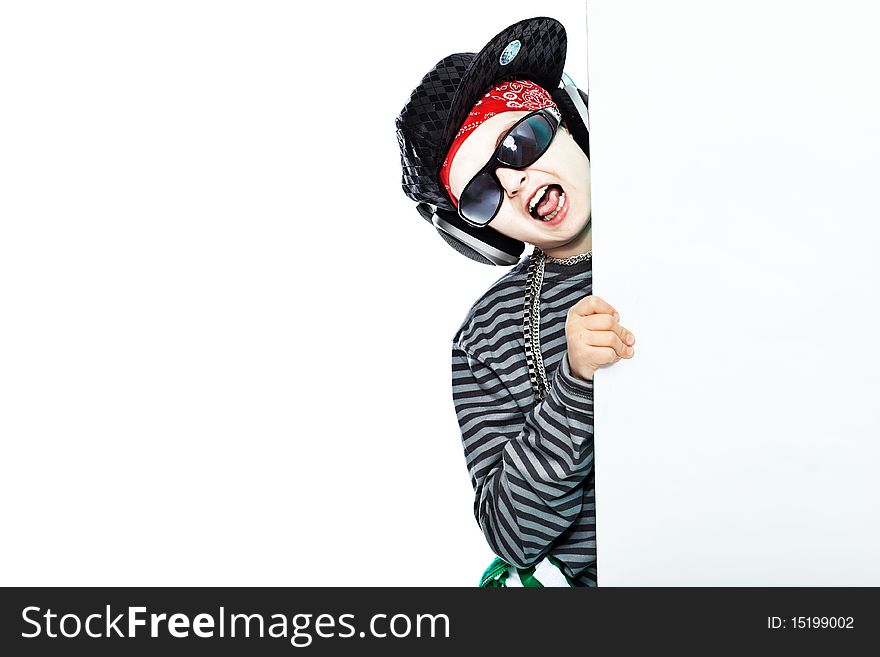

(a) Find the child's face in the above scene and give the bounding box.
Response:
[448,111,591,252]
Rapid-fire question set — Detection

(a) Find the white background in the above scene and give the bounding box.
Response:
[591,0,880,584]
[0,1,587,586]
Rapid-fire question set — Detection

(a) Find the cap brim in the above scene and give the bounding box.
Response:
[438,17,568,174]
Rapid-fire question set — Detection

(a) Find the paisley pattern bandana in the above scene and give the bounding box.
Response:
[439,79,559,207]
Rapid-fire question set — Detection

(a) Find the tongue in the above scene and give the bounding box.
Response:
[536,187,561,217]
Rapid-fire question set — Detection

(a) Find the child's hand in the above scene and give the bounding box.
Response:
[565,294,636,381]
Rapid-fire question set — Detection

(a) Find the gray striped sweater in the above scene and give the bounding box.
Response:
[451,253,596,586]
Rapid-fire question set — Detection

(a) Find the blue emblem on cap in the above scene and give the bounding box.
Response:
[499,40,521,66]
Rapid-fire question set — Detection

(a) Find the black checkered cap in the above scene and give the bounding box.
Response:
[396,17,568,214]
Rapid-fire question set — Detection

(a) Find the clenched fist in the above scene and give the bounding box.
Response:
[565,294,636,381]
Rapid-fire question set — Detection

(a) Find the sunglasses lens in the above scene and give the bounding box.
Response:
[459,171,502,226]
[498,114,554,167]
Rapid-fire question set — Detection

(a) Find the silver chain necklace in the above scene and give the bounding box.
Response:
[523,248,593,401]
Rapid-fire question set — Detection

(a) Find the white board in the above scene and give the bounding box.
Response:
[588,0,880,584]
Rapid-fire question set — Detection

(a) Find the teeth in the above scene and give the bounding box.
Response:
[529,185,549,210]
[538,192,566,222]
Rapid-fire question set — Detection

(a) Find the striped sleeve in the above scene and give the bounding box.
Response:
[452,344,595,569]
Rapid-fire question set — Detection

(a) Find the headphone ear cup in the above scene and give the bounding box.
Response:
[419,204,524,265]
[435,228,496,265]
[552,87,590,158]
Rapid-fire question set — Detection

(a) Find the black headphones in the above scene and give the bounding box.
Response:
[417,74,590,266]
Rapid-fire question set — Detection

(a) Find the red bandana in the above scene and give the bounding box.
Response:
[438,79,558,208]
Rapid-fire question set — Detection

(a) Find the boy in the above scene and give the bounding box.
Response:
[396,17,636,586]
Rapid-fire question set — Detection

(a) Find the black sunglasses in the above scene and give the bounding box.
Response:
[457,107,562,227]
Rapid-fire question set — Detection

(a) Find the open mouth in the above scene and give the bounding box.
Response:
[528,184,566,222]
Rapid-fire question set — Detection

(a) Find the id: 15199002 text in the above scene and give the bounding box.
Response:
[767,616,853,630]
